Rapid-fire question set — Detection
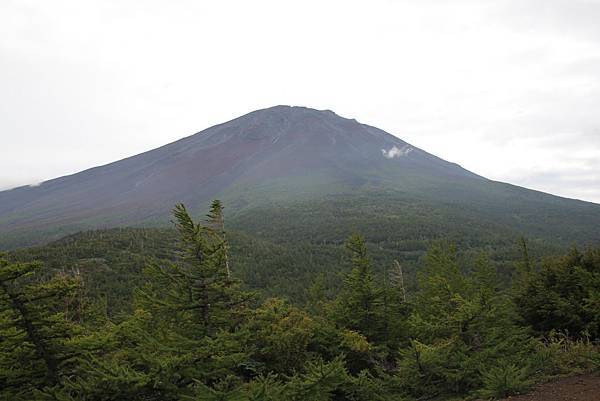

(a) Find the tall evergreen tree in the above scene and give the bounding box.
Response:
[139,202,250,336]
[206,200,230,278]
[129,202,253,397]
[62,202,255,400]
[333,234,384,342]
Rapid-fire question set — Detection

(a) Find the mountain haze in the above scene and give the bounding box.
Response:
[1,105,599,248]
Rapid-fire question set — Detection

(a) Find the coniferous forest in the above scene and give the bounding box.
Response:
[1,200,599,400]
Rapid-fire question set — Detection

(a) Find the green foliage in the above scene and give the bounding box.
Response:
[395,244,534,398]
[477,363,530,399]
[530,332,600,377]
[282,357,349,401]
[2,202,600,401]
[241,298,317,375]
[333,234,385,341]
[0,255,84,400]
[7,227,179,319]
[138,202,253,335]
[515,246,600,339]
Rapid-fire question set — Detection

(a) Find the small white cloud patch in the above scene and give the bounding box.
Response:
[28,181,43,187]
[381,145,412,159]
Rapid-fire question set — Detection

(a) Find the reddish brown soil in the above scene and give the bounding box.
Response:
[497,374,600,401]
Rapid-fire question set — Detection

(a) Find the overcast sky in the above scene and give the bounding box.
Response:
[1,0,599,203]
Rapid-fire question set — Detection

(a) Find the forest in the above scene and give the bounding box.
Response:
[1,200,599,400]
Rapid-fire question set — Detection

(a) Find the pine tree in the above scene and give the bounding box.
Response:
[242,298,317,375]
[333,234,383,342]
[282,356,348,401]
[62,202,255,400]
[396,244,532,398]
[514,246,600,339]
[0,255,82,400]
[139,202,251,336]
[108,202,255,398]
[306,273,328,315]
[206,200,230,279]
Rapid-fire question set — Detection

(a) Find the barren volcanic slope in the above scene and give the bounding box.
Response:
[1,105,600,248]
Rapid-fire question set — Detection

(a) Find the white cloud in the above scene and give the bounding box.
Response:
[382,146,412,159]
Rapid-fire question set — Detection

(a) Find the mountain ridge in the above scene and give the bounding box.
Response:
[1,105,599,249]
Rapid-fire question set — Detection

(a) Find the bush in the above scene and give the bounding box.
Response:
[514,247,600,339]
[477,363,530,399]
[530,332,600,377]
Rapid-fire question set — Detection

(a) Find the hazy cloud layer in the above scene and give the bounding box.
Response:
[1,0,599,203]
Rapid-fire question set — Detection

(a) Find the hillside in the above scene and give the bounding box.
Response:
[3,204,599,401]
[1,105,600,249]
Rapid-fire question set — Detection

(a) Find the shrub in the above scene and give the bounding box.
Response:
[530,332,600,377]
[477,363,530,399]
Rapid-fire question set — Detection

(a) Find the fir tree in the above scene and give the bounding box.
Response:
[0,255,82,400]
[333,234,384,342]
[139,202,251,336]
[396,244,532,398]
[515,246,600,339]
[126,202,253,397]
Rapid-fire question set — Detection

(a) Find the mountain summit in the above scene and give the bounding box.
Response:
[1,106,599,248]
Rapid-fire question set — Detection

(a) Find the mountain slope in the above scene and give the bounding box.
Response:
[1,105,599,249]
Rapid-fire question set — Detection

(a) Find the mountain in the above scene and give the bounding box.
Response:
[1,105,600,249]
